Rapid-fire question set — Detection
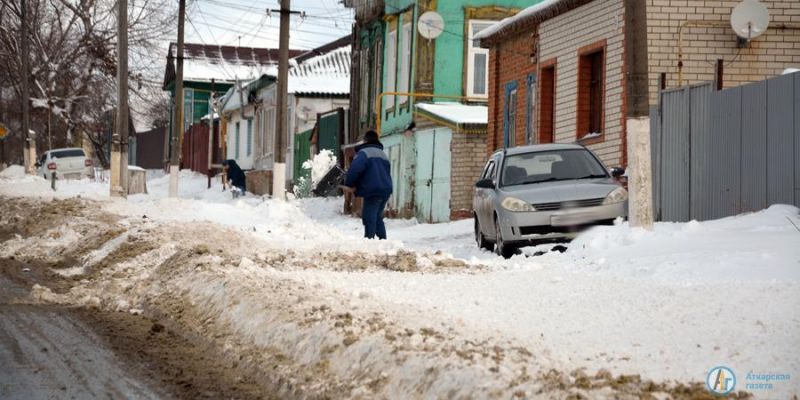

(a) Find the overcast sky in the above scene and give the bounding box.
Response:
[183,0,354,50]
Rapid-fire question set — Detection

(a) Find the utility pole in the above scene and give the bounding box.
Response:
[20,0,34,174]
[169,0,186,197]
[272,0,294,200]
[110,0,129,197]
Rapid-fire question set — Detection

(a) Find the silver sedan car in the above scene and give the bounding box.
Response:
[473,143,628,258]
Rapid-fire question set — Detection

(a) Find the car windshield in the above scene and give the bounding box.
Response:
[500,149,607,187]
[51,149,85,159]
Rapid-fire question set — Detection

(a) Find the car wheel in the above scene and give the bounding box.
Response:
[475,217,492,251]
[494,218,516,259]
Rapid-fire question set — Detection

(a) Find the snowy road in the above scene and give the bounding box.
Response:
[0,304,165,400]
[1,166,798,398]
[0,272,164,400]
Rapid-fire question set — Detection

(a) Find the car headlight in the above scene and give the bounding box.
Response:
[602,187,628,205]
[501,197,536,212]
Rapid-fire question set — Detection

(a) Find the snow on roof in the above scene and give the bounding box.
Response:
[287,45,351,95]
[783,68,799,75]
[415,103,488,125]
[475,0,577,43]
[182,60,274,84]
[165,43,303,85]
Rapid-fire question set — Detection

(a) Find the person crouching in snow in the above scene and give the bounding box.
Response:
[344,130,393,239]
[222,159,246,197]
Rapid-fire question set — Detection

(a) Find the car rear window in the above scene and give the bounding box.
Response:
[51,149,85,158]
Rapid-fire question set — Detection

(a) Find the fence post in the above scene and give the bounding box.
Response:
[627,117,654,229]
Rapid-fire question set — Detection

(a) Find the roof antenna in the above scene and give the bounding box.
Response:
[238,35,241,47]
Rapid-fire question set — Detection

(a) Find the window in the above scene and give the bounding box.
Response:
[246,119,253,156]
[525,74,536,144]
[371,36,383,120]
[235,121,240,159]
[263,107,275,157]
[183,89,194,129]
[577,45,605,139]
[257,109,265,156]
[398,23,412,105]
[500,149,606,187]
[539,63,556,144]
[481,160,496,180]
[359,51,368,119]
[51,149,85,158]
[467,20,493,98]
[504,81,518,148]
[385,29,397,111]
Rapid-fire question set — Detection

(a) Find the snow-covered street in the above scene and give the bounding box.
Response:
[1,166,798,398]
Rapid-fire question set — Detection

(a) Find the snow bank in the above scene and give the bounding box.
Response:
[565,204,800,282]
[0,164,25,179]
[2,164,799,398]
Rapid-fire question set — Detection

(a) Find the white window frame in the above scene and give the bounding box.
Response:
[265,106,275,158]
[385,29,397,110]
[398,22,412,105]
[183,88,194,128]
[466,20,493,99]
[235,120,240,159]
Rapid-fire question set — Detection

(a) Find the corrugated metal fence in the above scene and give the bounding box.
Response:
[651,72,800,222]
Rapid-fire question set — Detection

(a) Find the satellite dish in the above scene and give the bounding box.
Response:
[730,0,769,40]
[418,11,444,40]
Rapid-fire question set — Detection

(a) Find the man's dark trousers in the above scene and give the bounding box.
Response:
[362,195,390,239]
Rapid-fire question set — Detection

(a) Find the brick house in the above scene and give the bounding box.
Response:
[478,0,800,167]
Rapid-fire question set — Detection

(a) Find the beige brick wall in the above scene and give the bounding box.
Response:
[450,130,487,217]
[539,0,627,167]
[646,0,800,105]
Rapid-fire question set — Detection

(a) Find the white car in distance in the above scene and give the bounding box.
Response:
[36,148,94,179]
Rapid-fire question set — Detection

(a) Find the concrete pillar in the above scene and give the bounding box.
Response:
[627,117,654,230]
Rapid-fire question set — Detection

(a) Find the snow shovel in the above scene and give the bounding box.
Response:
[312,166,345,197]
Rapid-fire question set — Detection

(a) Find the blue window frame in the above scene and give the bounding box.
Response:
[503,80,519,148]
[525,73,537,144]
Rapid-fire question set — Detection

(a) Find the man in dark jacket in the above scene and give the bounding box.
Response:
[344,130,392,239]
[222,159,246,194]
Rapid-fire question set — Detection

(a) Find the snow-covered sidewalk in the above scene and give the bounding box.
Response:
[1,166,798,398]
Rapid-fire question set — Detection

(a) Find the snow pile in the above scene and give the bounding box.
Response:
[304,149,337,186]
[0,164,26,179]
[565,204,800,282]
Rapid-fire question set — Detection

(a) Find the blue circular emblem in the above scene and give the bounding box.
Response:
[706,366,736,395]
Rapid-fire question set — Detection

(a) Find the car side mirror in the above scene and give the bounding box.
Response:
[610,167,625,178]
[475,178,495,189]
[35,162,41,168]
